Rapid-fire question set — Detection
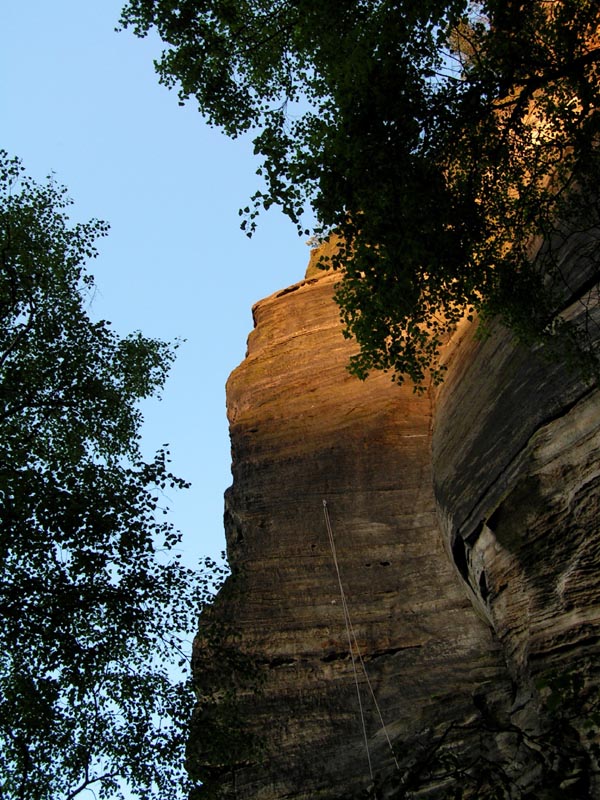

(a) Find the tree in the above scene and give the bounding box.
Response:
[0,151,223,799]
[120,0,600,385]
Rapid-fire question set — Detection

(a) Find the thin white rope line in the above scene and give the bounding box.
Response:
[347,621,401,771]
[323,500,374,782]
[339,589,373,777]
[322,500,400,772]
[337,573,400,771]
[324,501,373,780]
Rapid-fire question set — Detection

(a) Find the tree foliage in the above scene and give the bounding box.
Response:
[121,0,600,384]
[0,151,223,800]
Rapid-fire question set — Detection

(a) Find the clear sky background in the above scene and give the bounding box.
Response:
[1,0,311,567]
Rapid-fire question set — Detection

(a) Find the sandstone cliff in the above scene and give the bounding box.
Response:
[188,239,600,799]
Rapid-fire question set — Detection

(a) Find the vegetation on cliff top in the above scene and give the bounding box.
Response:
[121,0,600,385]
[0,151,224,799]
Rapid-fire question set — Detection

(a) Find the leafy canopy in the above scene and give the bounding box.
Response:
[0,151,223,800]
[121,0,600,384]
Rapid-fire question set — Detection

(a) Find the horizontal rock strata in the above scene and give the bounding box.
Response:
[432,230,600,796]
[189,270,510,799]
[190,232,600,799]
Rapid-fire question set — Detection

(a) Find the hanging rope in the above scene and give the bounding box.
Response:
[322,500,400,778]
[323,499,373,781]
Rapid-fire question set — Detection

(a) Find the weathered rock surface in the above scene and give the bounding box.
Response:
[189,237,600,799]
[432,231,600,795]
[188,267,512,799]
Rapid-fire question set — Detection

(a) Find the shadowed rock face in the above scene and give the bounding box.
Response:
[189,242,600,799]
[434,321,600,681]
[432,231,600,795]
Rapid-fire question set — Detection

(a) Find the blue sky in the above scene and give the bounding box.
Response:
[1,1,311,566]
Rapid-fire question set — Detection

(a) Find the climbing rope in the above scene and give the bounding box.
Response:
[323,499,373,780]
[322,500,400,779]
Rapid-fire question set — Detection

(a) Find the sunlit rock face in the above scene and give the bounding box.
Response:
[189,235,600,799]
[188,268,510,799]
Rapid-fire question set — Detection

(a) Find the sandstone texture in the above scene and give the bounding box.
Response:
[432,230,600,795]
[189,238,600,799]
